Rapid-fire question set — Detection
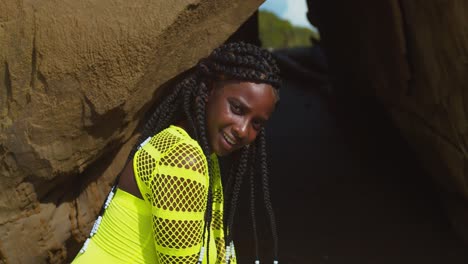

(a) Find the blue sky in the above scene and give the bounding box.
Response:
[259,0,316,31]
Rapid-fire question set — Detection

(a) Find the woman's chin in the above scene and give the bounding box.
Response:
[213,146,230,157]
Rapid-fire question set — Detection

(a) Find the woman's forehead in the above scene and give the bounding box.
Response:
[219,81,276,113]
[228,82,277,104]
[219,81,273,96]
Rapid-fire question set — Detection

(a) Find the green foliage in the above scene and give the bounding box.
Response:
[259,10,319,49]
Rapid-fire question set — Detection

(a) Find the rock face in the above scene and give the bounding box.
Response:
[308,0,468,242]
[0,0,263,263]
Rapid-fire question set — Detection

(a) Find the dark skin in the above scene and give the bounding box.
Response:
[205,80,277,156]
[118,160,143,199]
[118,81,277,199]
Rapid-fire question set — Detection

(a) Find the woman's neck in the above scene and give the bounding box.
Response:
[176,119,189,131]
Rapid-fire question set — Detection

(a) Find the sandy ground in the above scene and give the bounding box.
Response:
[233,51,468,263]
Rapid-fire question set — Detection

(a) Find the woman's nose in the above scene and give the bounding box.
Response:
[233,119,249,140]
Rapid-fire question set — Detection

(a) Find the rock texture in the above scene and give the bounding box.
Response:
[0,0,263,263]
[308,0,468,242]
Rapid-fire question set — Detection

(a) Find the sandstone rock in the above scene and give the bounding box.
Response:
[0,0,263,262]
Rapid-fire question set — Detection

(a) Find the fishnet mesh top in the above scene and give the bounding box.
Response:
[133,125,236,263]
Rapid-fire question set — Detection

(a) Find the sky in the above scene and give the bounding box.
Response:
[259,0,316,31]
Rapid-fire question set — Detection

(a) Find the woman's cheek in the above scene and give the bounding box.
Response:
[248,130,258,144]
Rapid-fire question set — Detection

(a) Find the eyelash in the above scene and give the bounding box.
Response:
[229,101,243,114]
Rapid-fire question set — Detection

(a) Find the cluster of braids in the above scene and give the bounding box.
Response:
[127,41,281,263]
[201,41,280,263]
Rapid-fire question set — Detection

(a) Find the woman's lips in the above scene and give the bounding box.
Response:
[223,132,236,145]
[220,131,237,152]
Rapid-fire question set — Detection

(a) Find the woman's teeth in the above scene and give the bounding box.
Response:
[223,133,236,145]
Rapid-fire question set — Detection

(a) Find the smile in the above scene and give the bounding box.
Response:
[223,132,237,146]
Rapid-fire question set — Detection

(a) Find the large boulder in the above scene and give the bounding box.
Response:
[308,0,468,242]
[0,0,263,263]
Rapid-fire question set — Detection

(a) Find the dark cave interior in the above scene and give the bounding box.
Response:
[229,6,468,264]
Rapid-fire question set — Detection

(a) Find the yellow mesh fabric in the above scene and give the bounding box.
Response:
[71,189,157,264]
[134,125,236,263]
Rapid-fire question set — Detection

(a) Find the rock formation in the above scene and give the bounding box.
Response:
[308,0,468,242]
[0,0,263,263]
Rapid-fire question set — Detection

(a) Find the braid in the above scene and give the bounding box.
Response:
[225,147,249,246]
[182,78,198,139]
[127,82,185,161]
[198,42,281,95]
[248,144,260,261]
[199,42,281,262]
[223,150,246,211]
[258,128,279,260]
[192,81,215,264]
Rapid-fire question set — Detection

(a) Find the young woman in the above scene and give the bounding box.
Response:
[72,42,281,264]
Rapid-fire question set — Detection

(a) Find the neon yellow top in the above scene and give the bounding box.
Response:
[72,125,236,263]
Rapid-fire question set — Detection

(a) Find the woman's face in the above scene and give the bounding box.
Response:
[205,80,277,156]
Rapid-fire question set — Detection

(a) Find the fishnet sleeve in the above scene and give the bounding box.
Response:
[149,140,209,263]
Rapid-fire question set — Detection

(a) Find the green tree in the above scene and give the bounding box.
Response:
[259,10,319,49]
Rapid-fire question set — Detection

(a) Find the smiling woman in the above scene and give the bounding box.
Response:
[71,42,282,264]
[206,81,278,156]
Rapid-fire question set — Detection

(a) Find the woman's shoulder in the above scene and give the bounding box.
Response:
[144,125,204,159]
[150,126,208,177]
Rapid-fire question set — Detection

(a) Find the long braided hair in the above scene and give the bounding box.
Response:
[129,41,281,263]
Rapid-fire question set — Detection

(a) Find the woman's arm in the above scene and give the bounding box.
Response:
[148,140,209,263]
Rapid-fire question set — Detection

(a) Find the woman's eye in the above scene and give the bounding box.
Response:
[230,102,242,114]
[252,120,263,131]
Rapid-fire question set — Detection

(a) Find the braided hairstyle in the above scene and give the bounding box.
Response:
[128,41,281,263]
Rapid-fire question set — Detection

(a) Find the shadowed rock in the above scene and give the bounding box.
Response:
[308,0,468,243]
